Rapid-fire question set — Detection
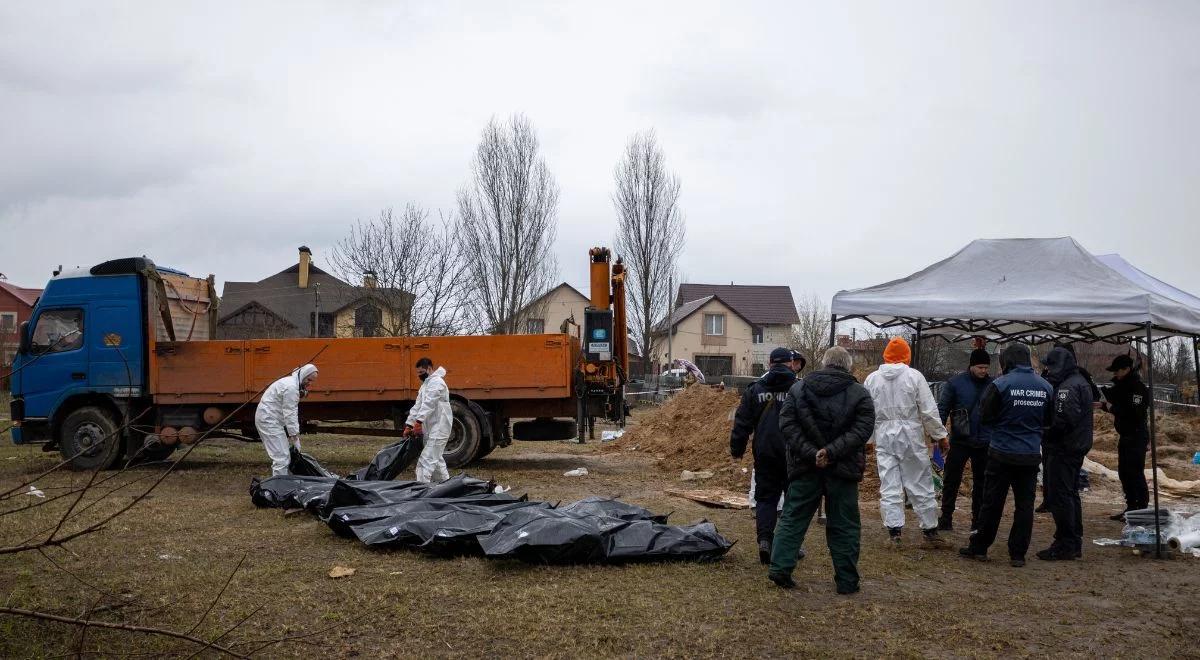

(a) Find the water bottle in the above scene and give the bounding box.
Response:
[1193,451,1200,465]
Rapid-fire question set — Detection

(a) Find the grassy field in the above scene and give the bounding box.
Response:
[2,430,1198,658]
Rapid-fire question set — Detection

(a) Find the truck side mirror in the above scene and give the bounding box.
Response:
[17,321,30,355]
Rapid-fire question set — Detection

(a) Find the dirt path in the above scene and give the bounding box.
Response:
[1,435,1198,658]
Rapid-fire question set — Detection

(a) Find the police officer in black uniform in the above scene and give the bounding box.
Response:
[1100,354,1150,519]
[731,347,806,564]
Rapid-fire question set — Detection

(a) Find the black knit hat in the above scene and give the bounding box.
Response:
[969,349,990,367]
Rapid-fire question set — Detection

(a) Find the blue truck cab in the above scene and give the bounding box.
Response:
[9,257,200,469]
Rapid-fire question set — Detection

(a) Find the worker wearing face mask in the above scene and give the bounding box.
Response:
[405,357,452,483]
[255,364,318,476]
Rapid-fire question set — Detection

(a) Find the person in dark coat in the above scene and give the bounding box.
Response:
[770,346,875,595]
[936,348,994,532]
[1100,354,1150,519]
[1037,346,1095,561]
[1035,342,1100,512]
[730,347,807,564]
[959,344,1054,567]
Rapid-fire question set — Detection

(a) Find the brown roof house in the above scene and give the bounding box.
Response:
[0,279,43,372]
[673,283,800,374]
[218,247,411,339]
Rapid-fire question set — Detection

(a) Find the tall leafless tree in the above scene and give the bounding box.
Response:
[456,114,560,335]
[330,205,469,337]
[790,293,831,369]
[613,130,685,378]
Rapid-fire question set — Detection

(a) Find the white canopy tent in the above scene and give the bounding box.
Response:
[831,238,1200,343]
[830,237,1200,557]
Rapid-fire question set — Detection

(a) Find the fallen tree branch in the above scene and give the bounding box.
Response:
[186,553,247,636]
[0,408,153,501]
[182,604,264,660]
[0,606,250,659]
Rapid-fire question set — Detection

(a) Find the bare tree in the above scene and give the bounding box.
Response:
[456,114,560,335]
[330,205,469,337]
[0,354,346,655]
[790,293,831,369]
[612,130,685,378]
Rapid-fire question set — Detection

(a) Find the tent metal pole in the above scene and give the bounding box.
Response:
[1145,323,1162,559]
[1193,336,1199,409]
[914,320,924,369]
[829,314,837,348]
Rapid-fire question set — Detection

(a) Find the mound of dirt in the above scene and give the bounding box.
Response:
[1093,409,1199,449]
[1091,409,1200,481]
[608,385,748,489]
[612,385,887,494]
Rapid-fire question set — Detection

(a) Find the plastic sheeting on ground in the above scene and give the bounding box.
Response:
[252,476,732,563]
[288,447,339,478]
[346,437,422,482]
[475,506,731,564]
[252,449,733,564]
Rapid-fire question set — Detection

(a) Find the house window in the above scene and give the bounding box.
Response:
[31,308,84,354]
[752,326,764,344]
[354,304,382,337]
[0,312,16,332]
[752,362,765,375]
[704,313,725,336]
[310,312,335,338]
[526,318,545,334]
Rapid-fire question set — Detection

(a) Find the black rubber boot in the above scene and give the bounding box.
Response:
[768,572,796,589]
[758,539,771,565]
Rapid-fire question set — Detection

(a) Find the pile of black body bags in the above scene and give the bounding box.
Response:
[249,441,733,564]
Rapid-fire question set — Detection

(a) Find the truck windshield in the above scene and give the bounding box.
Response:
[31,308,84,354]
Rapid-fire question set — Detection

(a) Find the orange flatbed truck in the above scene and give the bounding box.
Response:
[8,248,629,470]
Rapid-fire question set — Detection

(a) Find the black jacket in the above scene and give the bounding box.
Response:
[937,371,993,447]
[1042,347,1095,458]
[730,365,797,472]
[1102,372,1150,439]
[779,366,875,482]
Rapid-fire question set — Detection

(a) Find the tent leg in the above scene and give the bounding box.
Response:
[914,320,924,370]
[1193,336,1199,409]
[829,314,837,348]
[1146,323,1162,559]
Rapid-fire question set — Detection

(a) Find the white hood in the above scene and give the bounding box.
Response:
[878,363,907,380]
[294,364,318,384]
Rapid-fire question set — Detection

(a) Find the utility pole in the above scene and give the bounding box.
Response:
[312,282,321,337]
[666,274,674,380]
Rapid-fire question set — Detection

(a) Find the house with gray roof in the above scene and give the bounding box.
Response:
[218,247,410,339]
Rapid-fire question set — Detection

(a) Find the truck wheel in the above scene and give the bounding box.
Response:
[442,400,482,469]
[59,407,122,470]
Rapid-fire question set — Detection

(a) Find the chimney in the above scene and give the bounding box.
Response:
[298,246,311,289]
[363,270,377,289]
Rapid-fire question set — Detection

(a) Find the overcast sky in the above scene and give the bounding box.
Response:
[2,2,1198,310]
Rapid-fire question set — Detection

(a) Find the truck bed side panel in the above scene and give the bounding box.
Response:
[151,334,574,405]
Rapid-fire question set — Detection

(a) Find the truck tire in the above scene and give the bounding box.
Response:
[442,399,482,469]
[512,418,578,441]
[59,406,122,471]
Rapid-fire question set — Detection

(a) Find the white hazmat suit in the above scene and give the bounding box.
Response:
[863,363,948,531]
[255,364,318,476]
[406,366,452,483]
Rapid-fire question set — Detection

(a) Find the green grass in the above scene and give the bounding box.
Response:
[1,432,1197,658]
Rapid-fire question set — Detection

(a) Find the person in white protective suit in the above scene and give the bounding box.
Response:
[255,364,319,476]
[404,357,452,483]
[863,337,949,547]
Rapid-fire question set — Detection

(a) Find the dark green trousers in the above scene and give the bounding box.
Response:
[769,472,861,592]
